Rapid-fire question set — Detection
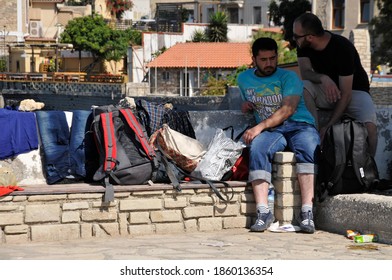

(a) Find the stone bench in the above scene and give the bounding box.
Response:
[0,150,300,244]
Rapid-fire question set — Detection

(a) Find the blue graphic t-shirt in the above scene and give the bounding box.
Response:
[237,67,315,126]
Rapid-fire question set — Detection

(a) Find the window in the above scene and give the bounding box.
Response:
[253,7,262,24]
[360,0,370,23]
[207,8,214,23]
[332,0,345,29]
[162,71,170,81]
[227,8,239,24]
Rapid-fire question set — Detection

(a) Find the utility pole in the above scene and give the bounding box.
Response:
[2,26,6,72]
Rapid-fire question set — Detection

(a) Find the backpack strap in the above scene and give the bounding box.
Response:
[99,112,117,202]
[325,122,348,191]
[119,108,156,160]
[350,121,379,189]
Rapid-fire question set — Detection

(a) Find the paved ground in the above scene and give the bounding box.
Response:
[1,228,392,260]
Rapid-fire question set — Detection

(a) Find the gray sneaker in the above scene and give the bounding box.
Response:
[299,210,315,233]
[250,210,274,232]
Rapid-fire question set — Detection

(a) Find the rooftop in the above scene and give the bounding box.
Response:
[147,42,252,69]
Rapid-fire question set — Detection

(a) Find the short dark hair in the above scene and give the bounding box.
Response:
[252,37,278,57]
[294,12,324,36]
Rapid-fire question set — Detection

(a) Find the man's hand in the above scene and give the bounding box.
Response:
[320,75,341,103]
[241,101,255,113]
[243,125,263,145]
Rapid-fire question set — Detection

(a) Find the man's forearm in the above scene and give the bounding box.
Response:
[300,69,325,84]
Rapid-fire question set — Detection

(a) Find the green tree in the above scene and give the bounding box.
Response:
[124,28,142,46]
[269,0,311,46]
[60,14,137,71]
[60,14,112,58]
[206,11,228,42]
[252,30,298,64]
[66,0,91,6]
[370,0,392,67]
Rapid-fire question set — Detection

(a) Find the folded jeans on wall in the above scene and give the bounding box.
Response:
[35,110,91,184]
[0,108,39,160]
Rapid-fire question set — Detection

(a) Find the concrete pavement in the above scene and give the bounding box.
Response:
[1,228,392,260]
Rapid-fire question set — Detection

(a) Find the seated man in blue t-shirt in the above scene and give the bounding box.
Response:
[237,37,320,233]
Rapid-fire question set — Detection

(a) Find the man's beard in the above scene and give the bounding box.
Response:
[256,65,277,77]
[298,38,311,49]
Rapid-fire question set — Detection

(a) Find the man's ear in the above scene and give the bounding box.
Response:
[251,56,256,66]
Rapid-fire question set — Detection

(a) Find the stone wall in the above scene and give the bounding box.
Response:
[0,185,252,244]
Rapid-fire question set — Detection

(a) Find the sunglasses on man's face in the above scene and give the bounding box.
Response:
[292,33,311,40]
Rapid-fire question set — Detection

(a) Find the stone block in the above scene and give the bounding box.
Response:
[214,204,240,216]
[240,193,255,202]
[276,193,301,208]
[155,222,185,234]
[184,219,198,232]
[28,195,67,202]
[231,187,248,193]
[12,196,27,202]
[68,193,103,200]
[274,164,296,179]
[118,213,128,235]
[274,207,299,224]
[5,234,29,244]
[120,199,162,211]
[92,201,117,208]
[0,196,12,202]
[150,210,182,222]
[129,212,150,224]
[128,224,155,236]
[241,202,255,214]
[0,213,23,226]
[165,189,195,195]
[25,204,60,223]
[223,216,250,229]
[4,224,29,234]
[31,224,80,242]
[164,197,188,209]
[198,217,222,231]
[0,205,19,211]
[189,196,214,204]
[81,209,118,222]
[62,202,89,210]
[62,211,80,223]
[81,224,93,239]
[114,192,131,198]
[182,206,213,219]
[131,190,164,196]
[93,223,120,237]
[273,179,300,194]
[274,152,296,163]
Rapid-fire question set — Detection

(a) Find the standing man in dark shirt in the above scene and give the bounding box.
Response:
[293,12,377,156]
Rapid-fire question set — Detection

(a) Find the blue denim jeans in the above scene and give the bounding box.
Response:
[36,110,91,184]
[248,120,320,184]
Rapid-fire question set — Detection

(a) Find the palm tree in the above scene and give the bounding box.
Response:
[206,11,228,42]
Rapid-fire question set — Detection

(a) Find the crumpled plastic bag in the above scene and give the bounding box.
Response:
[192,129,243,180]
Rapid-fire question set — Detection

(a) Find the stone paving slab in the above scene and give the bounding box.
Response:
[1,228,392,260]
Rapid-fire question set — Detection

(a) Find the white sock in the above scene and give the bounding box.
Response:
[256,204,269,214]
[301,204,313,213]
